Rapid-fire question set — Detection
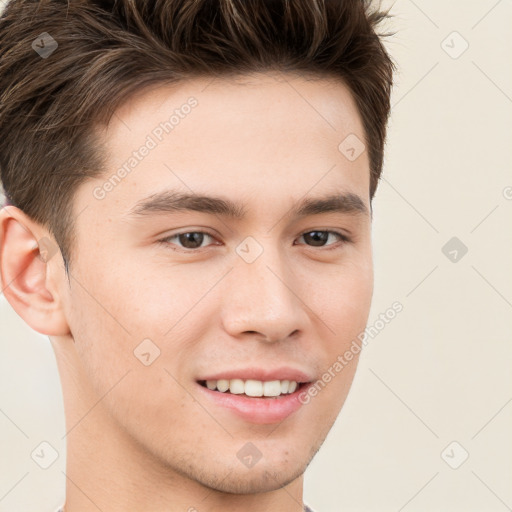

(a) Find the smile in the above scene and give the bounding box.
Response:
[198,378,302,398]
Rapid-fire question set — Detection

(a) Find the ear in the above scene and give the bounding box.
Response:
[0,205,70,336]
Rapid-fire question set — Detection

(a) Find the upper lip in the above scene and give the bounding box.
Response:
[197,367,314,383]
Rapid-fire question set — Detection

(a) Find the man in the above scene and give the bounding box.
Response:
[0,0,393,510]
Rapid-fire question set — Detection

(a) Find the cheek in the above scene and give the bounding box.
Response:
[68,288,134,392]
[65,261,151,393]
[306,256,374,336]
[66,257,210,403]
[98,255,224,339]
[337,270,374,331]
[67,285,194,438]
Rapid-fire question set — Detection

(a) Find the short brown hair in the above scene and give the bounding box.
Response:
[0,0,394,268]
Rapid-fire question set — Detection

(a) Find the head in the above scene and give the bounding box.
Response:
[0,0,393,499]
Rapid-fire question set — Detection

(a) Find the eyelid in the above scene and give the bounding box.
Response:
[157,229,218,251]
[157,228,351,252]
[295,229,350,250]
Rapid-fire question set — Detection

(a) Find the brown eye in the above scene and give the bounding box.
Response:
[298,230,346,248]
[177,232,206,249]
[302,231,329,246]
[160,231,216,250]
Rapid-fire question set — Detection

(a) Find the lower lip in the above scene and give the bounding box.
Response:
[195,382,312,424]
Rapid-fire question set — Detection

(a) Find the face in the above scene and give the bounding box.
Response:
[61,72,373,493]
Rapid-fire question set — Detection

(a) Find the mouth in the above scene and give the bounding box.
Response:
[197,378,309,398]
[195,378,313,423]
[194,367,315,423]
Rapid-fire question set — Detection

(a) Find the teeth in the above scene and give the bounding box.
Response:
[245,380,263,397]
[229,378,245,395]
[202,379,301,397]
[216,379,229,392]
[263,380,281,397]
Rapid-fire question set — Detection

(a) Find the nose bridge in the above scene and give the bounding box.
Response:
[221,240,305,340]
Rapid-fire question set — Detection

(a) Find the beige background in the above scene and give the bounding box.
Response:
[1,1,511,510]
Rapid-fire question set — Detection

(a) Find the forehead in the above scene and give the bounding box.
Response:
[111,71,363,130]
[81,72,369,222]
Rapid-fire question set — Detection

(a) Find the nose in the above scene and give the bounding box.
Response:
[220,243,308,343]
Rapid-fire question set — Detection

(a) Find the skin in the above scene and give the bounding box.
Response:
[0,72,373,512]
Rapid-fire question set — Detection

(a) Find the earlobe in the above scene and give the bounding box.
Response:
[0,206,70,336]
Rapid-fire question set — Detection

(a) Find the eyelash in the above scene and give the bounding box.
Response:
[157,229,351,253]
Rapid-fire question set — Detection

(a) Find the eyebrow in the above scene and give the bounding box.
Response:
[127,189,369,220]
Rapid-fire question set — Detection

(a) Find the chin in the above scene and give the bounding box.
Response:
[195,464,307,495]
[171,441,321,496]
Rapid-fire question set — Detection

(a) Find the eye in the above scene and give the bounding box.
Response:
[159,231,217,250]
[158,229,350,252]
[296,230,349,249]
